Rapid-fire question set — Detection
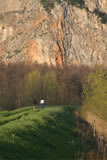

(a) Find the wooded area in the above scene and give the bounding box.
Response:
[0,62,106,110]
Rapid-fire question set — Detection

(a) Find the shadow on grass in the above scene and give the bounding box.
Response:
[0,112,29,126]
[0,107,97,160]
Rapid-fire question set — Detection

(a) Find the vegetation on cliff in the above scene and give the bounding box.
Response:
[41,0,85,10]
[41,0,107,24]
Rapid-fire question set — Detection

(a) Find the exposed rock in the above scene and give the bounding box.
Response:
[0,0,106,66]
[0,0,23,14]
[97,0,107,13]
[85,0,107,13]
[63,4,107,65]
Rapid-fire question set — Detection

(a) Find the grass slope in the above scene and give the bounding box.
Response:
[0,106,95,160]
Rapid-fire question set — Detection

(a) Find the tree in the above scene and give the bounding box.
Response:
[83,67,107,117]
[42,71,58,105]
[0,72,9,109]
[23,69,41,106]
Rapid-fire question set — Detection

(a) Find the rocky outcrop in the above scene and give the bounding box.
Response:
[0,0,106,66]
[85,0,107,13]
[63,4,107,65]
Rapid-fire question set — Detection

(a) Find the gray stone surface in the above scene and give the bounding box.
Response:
[0,0,106,66]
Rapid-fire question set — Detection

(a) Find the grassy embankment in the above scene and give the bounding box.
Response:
[0,105,96,160]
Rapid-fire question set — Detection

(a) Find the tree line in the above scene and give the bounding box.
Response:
[0,62,91,110]
[0,62,106,110]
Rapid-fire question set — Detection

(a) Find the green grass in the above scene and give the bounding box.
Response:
[0,105,96,160]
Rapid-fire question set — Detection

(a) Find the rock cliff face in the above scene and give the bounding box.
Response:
[85,0,107,13]
[0,0,106,66]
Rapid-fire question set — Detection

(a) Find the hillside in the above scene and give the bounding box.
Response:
[0,0,106,65]
[0,105,98,160]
